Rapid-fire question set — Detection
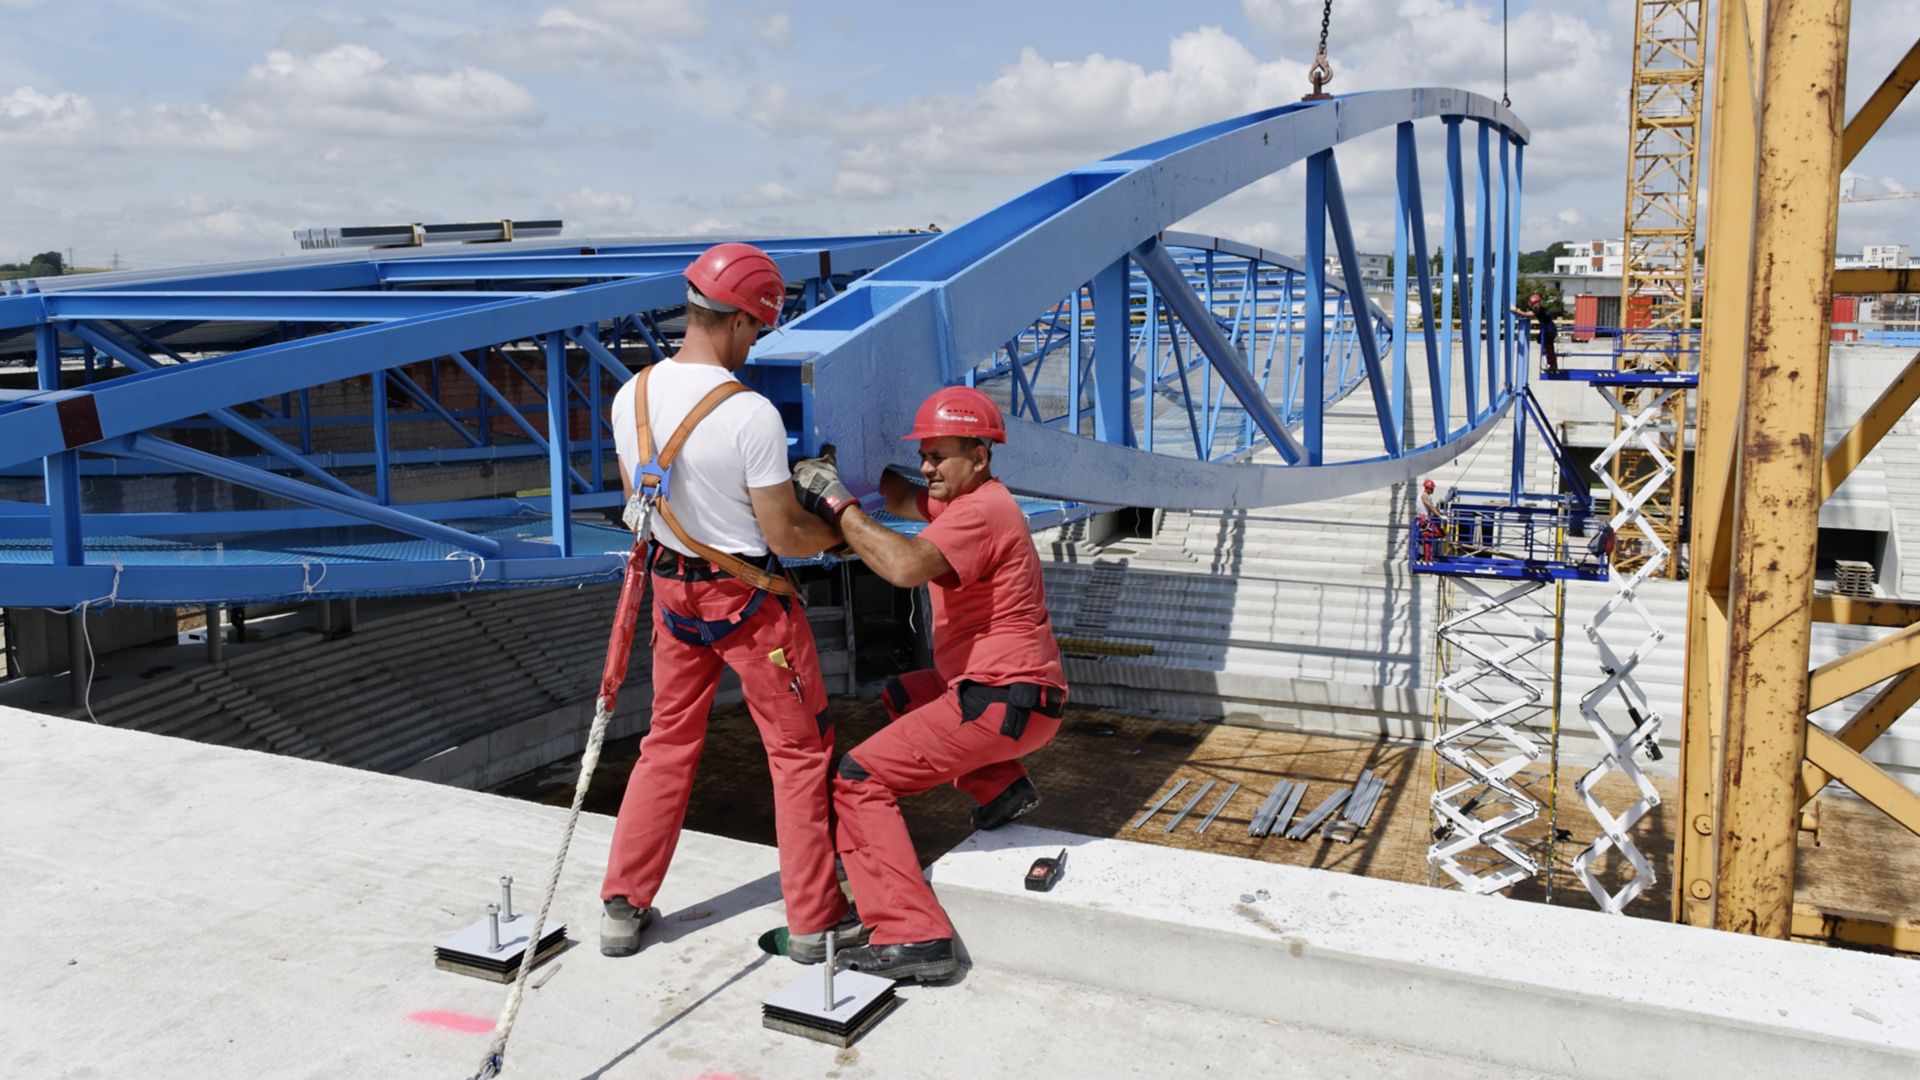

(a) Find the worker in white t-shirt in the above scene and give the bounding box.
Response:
[598,242,862,967]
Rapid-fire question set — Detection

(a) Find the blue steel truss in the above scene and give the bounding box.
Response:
[768,88,1532,507]
[0,87,1534,607]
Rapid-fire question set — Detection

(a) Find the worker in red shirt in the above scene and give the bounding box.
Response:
[598,242,863,967]
[788,387,1066,982]
[1416,478,1446,561]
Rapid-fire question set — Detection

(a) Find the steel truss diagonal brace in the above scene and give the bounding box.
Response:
[1130,237,1306,464]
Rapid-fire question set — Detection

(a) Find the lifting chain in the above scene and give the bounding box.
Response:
[1303,0,1334,101]
[1501,0,1512,107]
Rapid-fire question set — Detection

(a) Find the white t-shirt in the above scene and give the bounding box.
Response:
[611,359,791,557]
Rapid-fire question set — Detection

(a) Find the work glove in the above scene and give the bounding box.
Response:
[792,444,857,522]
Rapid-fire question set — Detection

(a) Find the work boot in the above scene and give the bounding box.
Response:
[784,908,873,965]
[837,939,960,984]
[599,897,656,957]
[971,776,1040,831]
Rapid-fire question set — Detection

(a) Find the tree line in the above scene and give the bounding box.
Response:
[0,251,67,279]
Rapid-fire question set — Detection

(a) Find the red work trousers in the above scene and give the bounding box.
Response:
[833,669,1062,944]
[600,572,848,935]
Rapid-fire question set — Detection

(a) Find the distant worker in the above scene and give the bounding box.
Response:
[1586,522,1618,570]
[788,387,1066,983]
[598,242,861,967]
[1515,293,1559,374]
[1416,478,1446,561]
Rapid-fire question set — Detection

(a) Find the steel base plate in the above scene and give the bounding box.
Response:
[761,966,899,1047]
[434,914,568,983]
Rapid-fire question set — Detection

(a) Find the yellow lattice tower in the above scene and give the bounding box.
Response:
[1613,0,1705,579]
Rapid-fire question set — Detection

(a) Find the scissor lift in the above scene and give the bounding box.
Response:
[1539,337,1699,913]
[1412,389,1602,896]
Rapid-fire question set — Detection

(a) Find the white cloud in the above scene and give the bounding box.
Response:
[831,170,895,200]
[230,45,544,139]
[725,179,804,209]
[274,14,343,56]
[10,0,1915,272]
[449,0,708,77]
[735,8,1632,256]
[749,27,1304,177]
[757,11,794,51]
[0,86,96,138]
[547,186,642,234]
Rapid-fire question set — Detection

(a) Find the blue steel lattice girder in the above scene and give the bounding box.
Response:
[1128,237,1305,464]
[96,433,552,558]
[1143,232,1385,443]
[0,236,925,604]
[0,87,1541,598]
[770,88,1526,509]
[65,320,372,501]
[0,239,916,471]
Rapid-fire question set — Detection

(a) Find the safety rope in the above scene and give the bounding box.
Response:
[1304,0,1335,100]
[468,542,649,1079]
[49,557,123,725]
[299,558,328,596]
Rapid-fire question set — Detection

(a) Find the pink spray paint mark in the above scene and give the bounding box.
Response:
[408,1009,496,1034]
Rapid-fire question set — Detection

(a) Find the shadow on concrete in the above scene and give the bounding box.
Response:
[649,870,784,947]
[578,953,772,1080]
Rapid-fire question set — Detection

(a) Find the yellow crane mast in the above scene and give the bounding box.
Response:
[1613,0,1706,579]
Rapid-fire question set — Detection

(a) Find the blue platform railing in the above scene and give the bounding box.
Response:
[1410,493,1611,582]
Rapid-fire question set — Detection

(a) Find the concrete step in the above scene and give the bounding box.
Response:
[932,826,1920,1080]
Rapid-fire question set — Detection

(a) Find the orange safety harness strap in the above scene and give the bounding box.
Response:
[632,366,798,598]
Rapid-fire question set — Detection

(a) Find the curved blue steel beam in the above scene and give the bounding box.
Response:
[764,87,1527,509]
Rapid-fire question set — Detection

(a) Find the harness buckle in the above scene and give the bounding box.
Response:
[622,490,656,540]
[636,460,671,501]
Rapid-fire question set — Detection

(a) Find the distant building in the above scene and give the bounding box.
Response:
[1838,243,1912,269]
[1325,252,1391,290]
[1553,240,1625,277]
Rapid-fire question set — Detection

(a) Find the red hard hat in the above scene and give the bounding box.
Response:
[1423,478,1435,492]
[902,386,1007,443]
[685,242,786,326]
[1528,294,1542,307]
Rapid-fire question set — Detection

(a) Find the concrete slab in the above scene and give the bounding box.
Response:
[932,826,1920,1080]
[0,708,1532,1080]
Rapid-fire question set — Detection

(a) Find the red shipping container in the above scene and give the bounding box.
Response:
[1625,294,1653,329]
[1573,294,1598,342]
[1832,295,1858,342]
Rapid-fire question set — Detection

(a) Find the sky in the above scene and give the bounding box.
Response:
[1,0,1915,272]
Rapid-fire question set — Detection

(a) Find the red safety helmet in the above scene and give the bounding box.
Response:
[685,242,786,326]
[902,386,1007,443]
[1423,478,1435,493]
[1528,293,1542,307]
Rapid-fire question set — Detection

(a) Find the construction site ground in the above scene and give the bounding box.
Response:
[493,694,1920,942]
